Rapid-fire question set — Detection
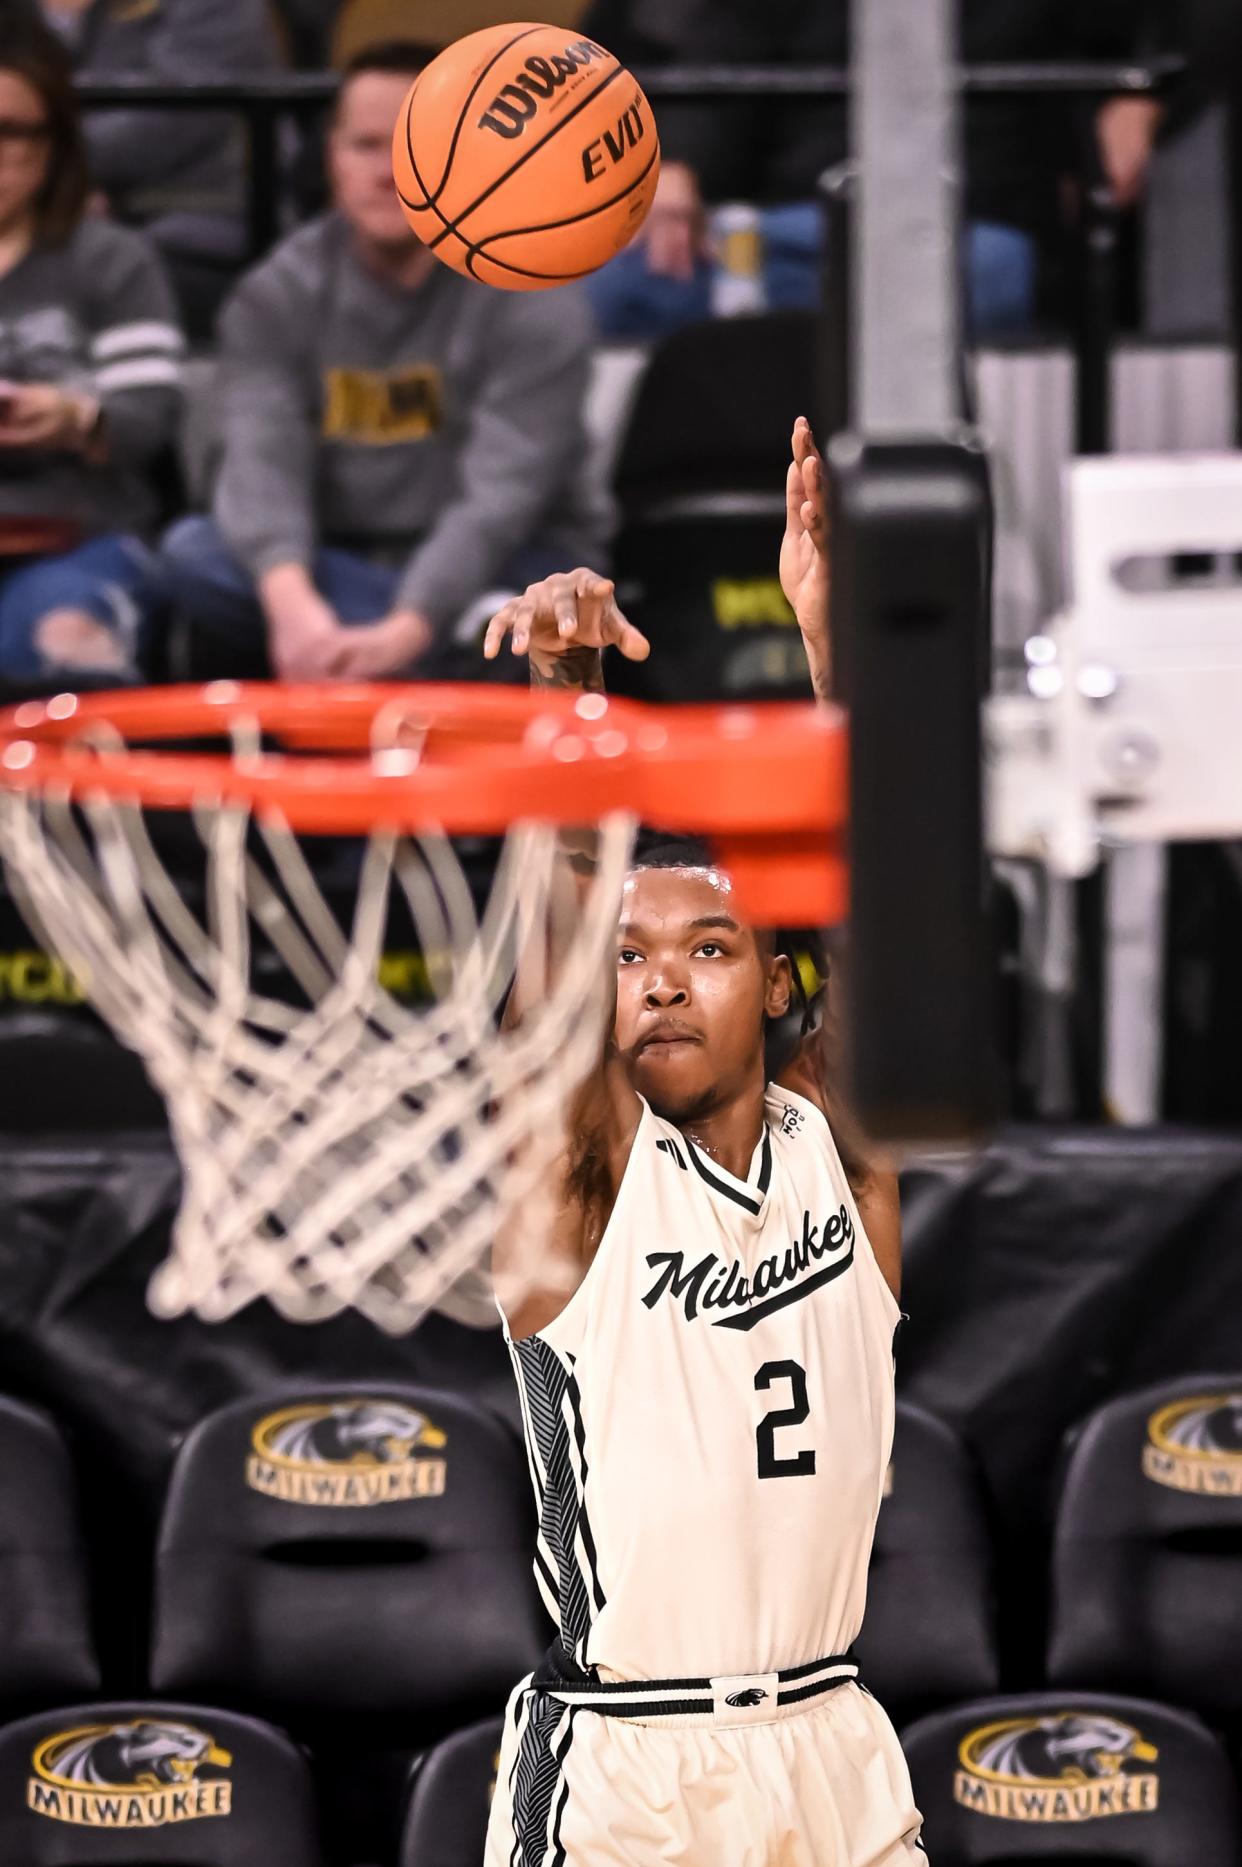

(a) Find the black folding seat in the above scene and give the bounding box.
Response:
[608,312,820,704]
[150,1382,543,1722]
[855,1402,999,1721]
[398,1715,504,1867]
[0,1397,99,1710]
[901,1691,1241,1865]
[0,1698,322,1864]
[150,1383,544,1862]
[1047,1375,1242,1713]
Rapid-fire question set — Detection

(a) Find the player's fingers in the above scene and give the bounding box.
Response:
[570,567,614,638]
[785,456,806,532]
[792,415,814,466]
[483,600,517,660]
[553,585,581,639]
[510,595,539,655]
[603,600,651,662]
[801,497,827,548]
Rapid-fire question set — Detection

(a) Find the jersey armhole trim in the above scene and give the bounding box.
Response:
[533,1096,656,1354]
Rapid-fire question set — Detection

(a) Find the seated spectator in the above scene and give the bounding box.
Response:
[0,24,183,683]
[161,42,605,684]
[23,0,281,338]
[582,0,1166,342]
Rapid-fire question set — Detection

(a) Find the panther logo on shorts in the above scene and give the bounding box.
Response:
[725,1687,768,1708]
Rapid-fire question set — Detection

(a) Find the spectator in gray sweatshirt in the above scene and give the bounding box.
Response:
[161,42,605,683]
[26,0,281,335]
[0,24,183,682]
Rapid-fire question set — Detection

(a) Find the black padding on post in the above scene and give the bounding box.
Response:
[829,432,998,1139]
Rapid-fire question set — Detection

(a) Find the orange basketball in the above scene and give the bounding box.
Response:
[392,22,660,291]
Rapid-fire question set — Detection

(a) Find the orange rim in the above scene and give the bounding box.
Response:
[0,682,849,923]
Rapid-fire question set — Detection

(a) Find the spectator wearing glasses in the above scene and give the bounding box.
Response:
[25,0,280,337]
[0,24,183,682]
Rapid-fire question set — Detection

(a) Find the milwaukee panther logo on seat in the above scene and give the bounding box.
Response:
[955,1712,1159,1823]
[28,1719,232,1828]
[246,1397,448,1505]
[1143,1391,1242,1495]
[642,1205,855,1329]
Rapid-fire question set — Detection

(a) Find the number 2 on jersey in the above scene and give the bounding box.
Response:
[755,1359,816,1478]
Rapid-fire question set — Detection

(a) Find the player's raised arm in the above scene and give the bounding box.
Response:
[485,570,650,1336]
[781,416,832,703]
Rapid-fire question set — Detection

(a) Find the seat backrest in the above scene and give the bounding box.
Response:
[0,1699,322,1865]
[1047,1375,1242,1713]
[151,1384,544,1725]
[611,499,808,703]
[902,1691,1241,1866]
[399,1715,504,1867]
[613,313,818,516]
[855,1401,999,1720]
[0,1396,99,1709]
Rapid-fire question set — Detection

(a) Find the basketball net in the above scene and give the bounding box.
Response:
[0,683,844,1334]
[0,706,633,1334]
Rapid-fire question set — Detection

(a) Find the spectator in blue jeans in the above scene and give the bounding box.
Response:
[0,24,182,682]
[161,43,605,684]
[582,0,1162,343]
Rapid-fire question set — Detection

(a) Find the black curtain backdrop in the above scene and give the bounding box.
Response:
[0,1127,1240,1693]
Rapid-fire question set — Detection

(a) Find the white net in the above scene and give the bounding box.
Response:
[0,726,634,1335]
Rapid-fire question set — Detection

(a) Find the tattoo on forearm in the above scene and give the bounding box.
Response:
[530,647,606,692]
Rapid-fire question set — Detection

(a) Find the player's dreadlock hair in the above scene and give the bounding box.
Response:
[629,830,825,1039]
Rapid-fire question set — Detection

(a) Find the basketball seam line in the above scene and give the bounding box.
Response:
[430,23,549,207]
[428,62,629,254]
[463,141,660,278]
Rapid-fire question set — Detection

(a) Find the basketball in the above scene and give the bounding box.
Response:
[391,22,660,291]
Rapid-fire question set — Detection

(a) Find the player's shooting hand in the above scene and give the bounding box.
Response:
[780,416,832,702]
[483,568,650,677]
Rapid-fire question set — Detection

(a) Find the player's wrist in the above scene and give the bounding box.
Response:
[529,645,605,692]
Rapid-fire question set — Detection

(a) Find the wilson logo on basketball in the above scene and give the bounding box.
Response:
[246,1398,448,1506]
[478,40,610,140]
[954,1713,1159,1823]
[27,1719,233,1829]
[1143,1392,1242,1495]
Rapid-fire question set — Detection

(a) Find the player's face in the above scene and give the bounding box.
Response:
[330,71,421,251]
[614,865,792,1123]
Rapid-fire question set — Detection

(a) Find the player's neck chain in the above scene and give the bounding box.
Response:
[641,1204,856,1332]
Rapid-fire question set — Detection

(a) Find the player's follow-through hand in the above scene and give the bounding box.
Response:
[483,569,651,667]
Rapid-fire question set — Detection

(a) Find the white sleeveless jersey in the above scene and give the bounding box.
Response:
[504,1083,901,1683]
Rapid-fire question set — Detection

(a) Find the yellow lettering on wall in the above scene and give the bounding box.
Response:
[711,579,796,631]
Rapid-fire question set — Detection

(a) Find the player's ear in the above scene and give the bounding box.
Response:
[764,949,794,1021]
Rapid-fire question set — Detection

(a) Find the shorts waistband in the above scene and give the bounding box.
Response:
[536,1651,860,1723]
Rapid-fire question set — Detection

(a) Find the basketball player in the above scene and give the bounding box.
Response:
[480,417,925,1865]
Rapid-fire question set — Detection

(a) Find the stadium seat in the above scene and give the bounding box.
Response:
[150,1382,545,1724]
[0,1397,99,1710]
[855,1402,999,1720]
[398,1715,504,1867]
[1046,1375,1242,1713]
[608,314,819,704]
[0,1699,322,1864]
[901,1690,1241,1865]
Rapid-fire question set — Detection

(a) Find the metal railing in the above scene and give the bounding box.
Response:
[76,57,1191,451]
